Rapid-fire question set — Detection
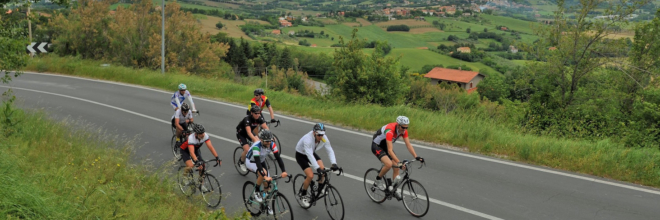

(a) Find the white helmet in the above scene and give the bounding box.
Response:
[396,116,409,125]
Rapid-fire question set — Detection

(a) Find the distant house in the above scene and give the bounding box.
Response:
[424,67,485,91]
[311,44,317,47]
[549,46,557,51]
[509,45,518,53]
[288,31,295,35]
[457,47,471,53]
[272,29,281,35]
[279,20,292,27]
[500,26,508,31]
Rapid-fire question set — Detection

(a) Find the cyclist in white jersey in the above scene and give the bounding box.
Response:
[172,103,194,142]
[294,123,339,207]
[171,83,197,112]
[245,129,288,215]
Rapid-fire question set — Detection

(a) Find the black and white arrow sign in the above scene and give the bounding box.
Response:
[26,42,50,54]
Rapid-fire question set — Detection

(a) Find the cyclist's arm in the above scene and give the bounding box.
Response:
[386,140,400,163]
[323,136,338,165]
[173,93,182,110]
[254,155,267,176]
[205,140,218,158]
[304,142,320,170]
[187,112,194,124]
[175,117,183,130]
[403,137,418,158]
[186,92,197,112]
[246,125,258,142]
[189,146,199,162]
[267,106,275,120]
[273,150,286,173]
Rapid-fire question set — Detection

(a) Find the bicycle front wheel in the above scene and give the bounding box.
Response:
[272,193,294,220]
[233,146,249,176]
[363,168,386,203]
[324,185,345,220]
[292,174,312,209]
[177,166,195,196]
[171,136,182,161]
[401,179,429,217]
[201,174,222,208]
[242,181,261,216]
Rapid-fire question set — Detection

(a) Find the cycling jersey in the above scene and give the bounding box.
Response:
[170,90,196,110]
[171,109,193,121]
[372,122,408,147]
[236,115,266,137]
[246,96,271,114]
[247,140,286,175]
[180,133,210,150]
[295,131,336,170]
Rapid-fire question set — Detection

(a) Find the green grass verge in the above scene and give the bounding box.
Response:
[23,55,660,188]
[0,102,249,219]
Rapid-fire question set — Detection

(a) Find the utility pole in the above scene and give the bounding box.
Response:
[161,0,165,74]
[27,3,33,57]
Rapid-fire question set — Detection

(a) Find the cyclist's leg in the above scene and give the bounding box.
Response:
[296,152,314,190]
[372,142,393,178]
[237,133,250,163]
[181,148,194,175]
[315,153,325,184]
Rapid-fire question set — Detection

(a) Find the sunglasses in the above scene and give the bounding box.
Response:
[400,126,409,130]
[179,90,186,92]
[252,112,261,115]
[316,134,324,137]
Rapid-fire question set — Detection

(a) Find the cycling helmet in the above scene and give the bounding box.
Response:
[313,123,326,135]
[258,129,273,141]
[180,103,190,112]
[250,105,262,113]
[254,88,265,96]
[178,83,187,90]
[192,124,205,134]
[396,116,410,125]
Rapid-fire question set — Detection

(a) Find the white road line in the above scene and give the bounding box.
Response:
[4,85,504,220]
[20,72,660,196]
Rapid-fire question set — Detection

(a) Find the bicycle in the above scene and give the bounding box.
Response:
[232,119,282,176]
[177,159,222,208]
[242,174,294,219]
[363,159,429,217]
[170,110,200,161]
[293,167,345,220]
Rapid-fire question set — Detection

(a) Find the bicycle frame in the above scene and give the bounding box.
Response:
[246,175,292,210]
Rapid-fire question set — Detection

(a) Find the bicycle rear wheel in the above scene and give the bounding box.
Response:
[363,168,387,203]
[171,136,182,161]
[272,193,293,220]
[292,174,312,209]
[201,174,222,208]
[233,146,249,176]
[177,166,195,196]
[324,185,345,220]
[401,179,429,217]
[242,181,262,216]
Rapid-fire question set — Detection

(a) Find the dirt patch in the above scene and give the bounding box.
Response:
[408,27,442,34]
[356,18,372,26]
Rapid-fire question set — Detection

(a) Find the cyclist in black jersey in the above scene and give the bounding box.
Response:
[236,105,270,173]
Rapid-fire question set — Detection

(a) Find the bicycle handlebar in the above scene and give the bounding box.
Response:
[315,167,343,176]
[394,159,425,169]
[270,174,292,183]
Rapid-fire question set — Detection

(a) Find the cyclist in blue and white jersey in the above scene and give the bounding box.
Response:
[171,83,197,112]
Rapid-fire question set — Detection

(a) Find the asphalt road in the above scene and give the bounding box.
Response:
[4,72,660,220]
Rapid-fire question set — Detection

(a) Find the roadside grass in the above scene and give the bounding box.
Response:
[0,102,249,219]
[23,55,660,188]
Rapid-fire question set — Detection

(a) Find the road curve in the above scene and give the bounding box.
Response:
[5,72,660,220]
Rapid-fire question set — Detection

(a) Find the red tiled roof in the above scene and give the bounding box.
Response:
[466,87,478,94]
[424,67,482,83]
[272,29,281,34]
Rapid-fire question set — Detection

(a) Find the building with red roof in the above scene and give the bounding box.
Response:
[424,67,485,91]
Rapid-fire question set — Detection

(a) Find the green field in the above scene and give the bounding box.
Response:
[389,48,499,73]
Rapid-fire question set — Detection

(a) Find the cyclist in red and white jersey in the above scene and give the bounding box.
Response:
[180,124,221,173]
[371,116,424,194]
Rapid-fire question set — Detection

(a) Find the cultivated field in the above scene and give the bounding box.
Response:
[199,16,250,38]
[376,19,433,28]
[356,18,372,26]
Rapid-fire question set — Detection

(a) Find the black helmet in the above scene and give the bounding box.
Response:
[313,123,325,132]
[192,124,205,134]
[254,88,265,96]
[251,105,262,113]
[181,103,190,112]
[258,129,273,141]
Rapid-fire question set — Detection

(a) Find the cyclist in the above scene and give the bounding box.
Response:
[247,88,277,124]
[236,105,269,173]
[294,123,339,207]
[171,83,197,112]
[246,129,288,215]
[180,124,221,191]
[371,116,424,198]
[172,103,193,142]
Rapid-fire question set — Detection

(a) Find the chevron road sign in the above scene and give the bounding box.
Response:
[26,42,50,54]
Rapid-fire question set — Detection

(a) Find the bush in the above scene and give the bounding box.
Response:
[215,21,224,29]
[386,24,410,32]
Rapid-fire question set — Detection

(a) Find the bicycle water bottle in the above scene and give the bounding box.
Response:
[393,174,403,189]
[386,178,393,192]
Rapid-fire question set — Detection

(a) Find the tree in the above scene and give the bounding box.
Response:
[484,28,488,32]
[466,28,471,33]
[215,21,224,29]
[327,29,408,106]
